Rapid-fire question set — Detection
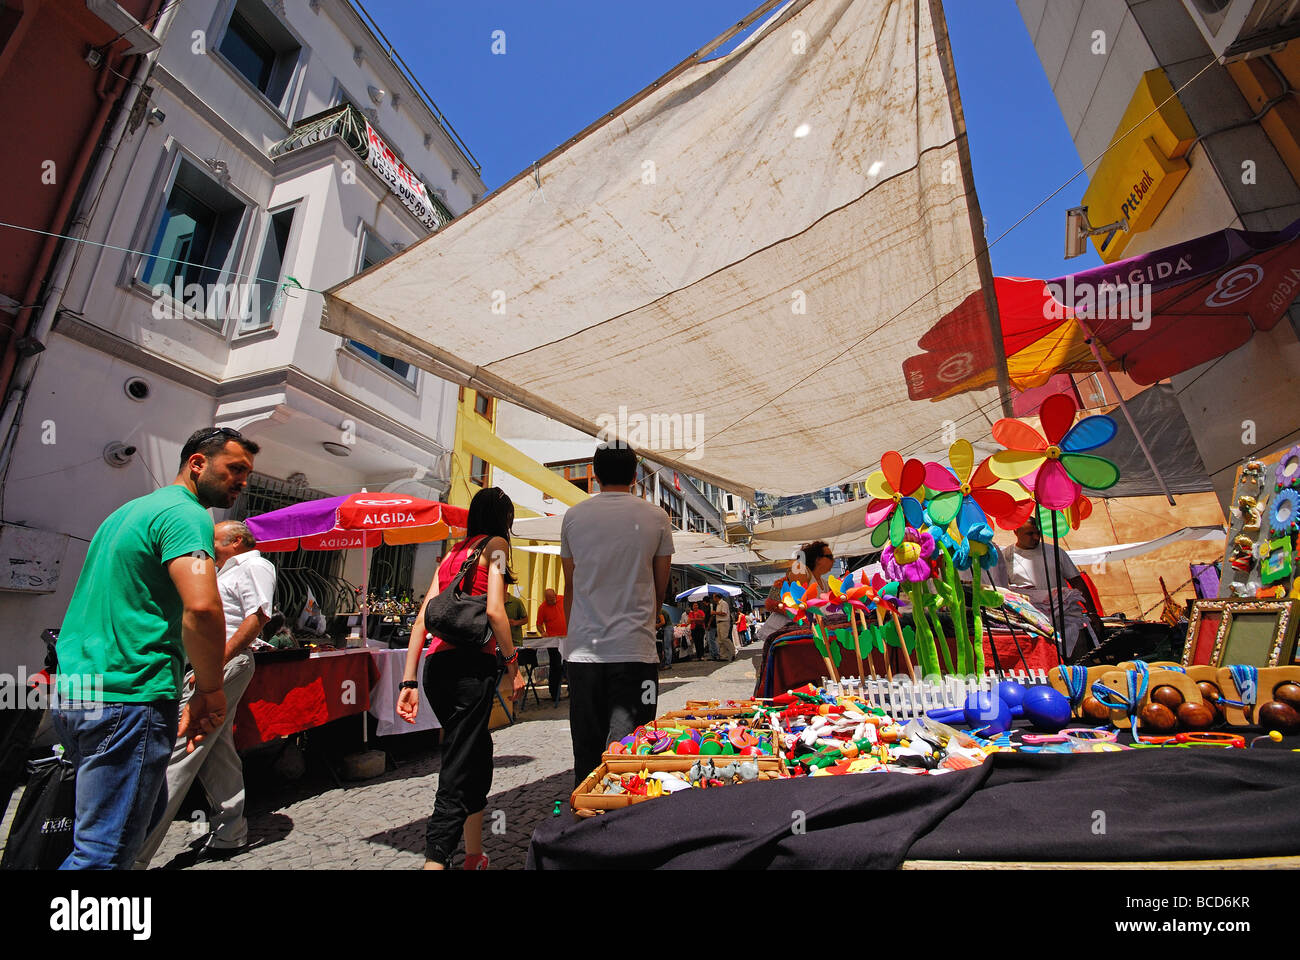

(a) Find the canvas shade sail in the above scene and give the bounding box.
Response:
[510,515,762,565]
[905,219,1300,400]
[323,0,1009,500]
[245,492,469,552]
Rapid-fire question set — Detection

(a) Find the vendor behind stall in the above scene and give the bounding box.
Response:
[989,517,1102,658]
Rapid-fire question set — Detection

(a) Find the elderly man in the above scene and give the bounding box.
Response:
[536,587,567,704]
[991,517,1102,659]
[134,519,275,867]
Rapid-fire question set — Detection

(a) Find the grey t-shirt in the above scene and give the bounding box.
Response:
[559,492,674,663]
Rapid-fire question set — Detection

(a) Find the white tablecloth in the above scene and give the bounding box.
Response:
[368,646,441,736]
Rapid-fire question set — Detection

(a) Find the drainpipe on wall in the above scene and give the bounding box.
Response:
[0,0,178,477]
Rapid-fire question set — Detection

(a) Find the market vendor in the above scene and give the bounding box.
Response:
[755,540,833,644]
[989,517,1102,658]
[536,588,567,704]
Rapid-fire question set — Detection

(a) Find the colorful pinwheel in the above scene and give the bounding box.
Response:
[881,527,938,583]
[923,440,1025,534]
[987,393,1120,510]
[865,451,928,547]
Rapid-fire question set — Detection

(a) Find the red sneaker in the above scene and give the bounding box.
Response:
[462,853,490,870]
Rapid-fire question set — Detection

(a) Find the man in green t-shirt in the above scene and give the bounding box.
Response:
[51,426,258,870]
[504,591,529,645]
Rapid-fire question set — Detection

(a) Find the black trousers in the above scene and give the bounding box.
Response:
[691,626,705,659]
[423,649,499,864]
[547,647,564,703]
[567,661,659,788]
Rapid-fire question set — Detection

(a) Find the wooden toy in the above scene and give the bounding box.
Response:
[1048,664,1113,719]
[1214,664,1300,728]
[1094,667,1202,732]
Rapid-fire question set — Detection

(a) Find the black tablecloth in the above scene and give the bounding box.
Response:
[527,748,1300,869]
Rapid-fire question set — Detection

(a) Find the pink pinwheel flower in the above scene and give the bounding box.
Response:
[881,528,936,583]
[923,439,1026,534]
[987,393,1120,510]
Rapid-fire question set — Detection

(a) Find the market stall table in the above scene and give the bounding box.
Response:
[527,736,1300,869]
[235,649,379,752]
[367,645,441,736]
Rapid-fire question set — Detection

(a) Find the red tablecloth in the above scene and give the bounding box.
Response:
[234,649,379,752]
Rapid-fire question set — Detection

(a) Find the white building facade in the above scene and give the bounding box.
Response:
[0,0,485,673]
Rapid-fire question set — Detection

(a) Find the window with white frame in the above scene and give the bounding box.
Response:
[238,206,295,335]
[345,230,417,384]
[217,0,301,110]
[139,158,249,331]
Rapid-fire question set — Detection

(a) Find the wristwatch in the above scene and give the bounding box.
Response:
[399,680,419,690]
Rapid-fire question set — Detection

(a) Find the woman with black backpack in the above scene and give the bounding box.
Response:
[397,487,525,870]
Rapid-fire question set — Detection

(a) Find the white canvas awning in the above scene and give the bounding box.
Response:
[512,514,760,565]
[1064,526,1227,567]
[323,0,1009,501]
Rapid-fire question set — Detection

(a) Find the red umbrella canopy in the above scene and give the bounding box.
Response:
[247,492,469,552]
[903,218,1300,400]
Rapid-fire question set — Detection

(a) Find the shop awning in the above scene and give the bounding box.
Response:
[322,0,1010,500]
[511,514,761,565]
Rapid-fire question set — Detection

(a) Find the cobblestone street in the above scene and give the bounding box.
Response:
[1,643,763,871]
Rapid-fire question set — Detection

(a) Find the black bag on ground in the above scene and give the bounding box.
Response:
[423,540,493,650]
[1,755,76,870]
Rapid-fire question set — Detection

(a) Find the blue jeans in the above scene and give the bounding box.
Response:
[51,700,179,870]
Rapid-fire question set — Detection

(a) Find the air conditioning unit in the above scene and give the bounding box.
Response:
[1181,0,1300,62]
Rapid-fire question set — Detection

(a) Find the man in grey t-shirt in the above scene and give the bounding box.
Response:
[561,443,673,786]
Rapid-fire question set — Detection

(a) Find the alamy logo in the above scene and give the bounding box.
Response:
[594,405,705,461]
[50,891,151,940]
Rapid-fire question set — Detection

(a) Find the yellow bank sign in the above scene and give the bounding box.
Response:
[1081,69,1197,262]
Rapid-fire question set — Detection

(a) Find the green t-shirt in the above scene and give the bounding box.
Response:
[58,484,214,703]
[504,594,527,644]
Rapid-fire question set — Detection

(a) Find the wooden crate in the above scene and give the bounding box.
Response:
[570,755,788,817]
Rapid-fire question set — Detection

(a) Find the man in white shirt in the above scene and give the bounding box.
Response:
[990,517,1102,658]
[135,520,275,867]
[713,595,735,661]
[561,444,673,786]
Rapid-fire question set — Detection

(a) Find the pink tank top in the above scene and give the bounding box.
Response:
[426,536,496,656]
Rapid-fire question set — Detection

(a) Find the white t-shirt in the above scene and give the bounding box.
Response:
[713,597,731,624]
[217,549,276,641]
[559,492,674,663]
[993,542,1079,606]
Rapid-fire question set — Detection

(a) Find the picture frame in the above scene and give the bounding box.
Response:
[1208,599,1300,668]
[1260,537,1293,585]
[1182,599,1228,667]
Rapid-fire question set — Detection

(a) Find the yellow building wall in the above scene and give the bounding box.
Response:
[449,387,580,627]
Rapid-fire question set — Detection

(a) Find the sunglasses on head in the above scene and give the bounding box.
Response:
[196,426,245,445]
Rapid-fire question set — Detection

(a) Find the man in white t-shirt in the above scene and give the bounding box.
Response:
[561,443,673,786]
[990,517,1102,657]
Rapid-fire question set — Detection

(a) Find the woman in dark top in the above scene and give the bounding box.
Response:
[398,487,525,870]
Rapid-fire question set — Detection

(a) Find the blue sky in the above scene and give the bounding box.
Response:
[358,0,1102,280]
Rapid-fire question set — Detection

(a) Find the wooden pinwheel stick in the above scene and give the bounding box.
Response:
[812,613,839,684]
[848,606,870,682]
[878,605,916,681]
